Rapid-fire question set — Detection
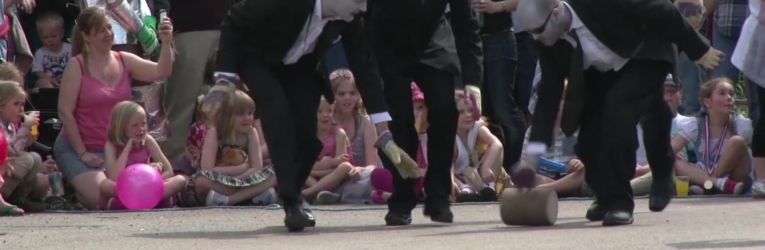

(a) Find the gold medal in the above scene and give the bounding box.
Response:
[703,180,714,190]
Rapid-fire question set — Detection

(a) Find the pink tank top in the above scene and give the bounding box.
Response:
[62,52,132,151]
[316,125,352,162]
[118,144,151,166]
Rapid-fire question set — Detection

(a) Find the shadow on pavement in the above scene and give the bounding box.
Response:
[667,239,765,249]
[128,219,502,240]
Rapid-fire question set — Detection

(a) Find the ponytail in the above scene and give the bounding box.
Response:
[71,25,86,57]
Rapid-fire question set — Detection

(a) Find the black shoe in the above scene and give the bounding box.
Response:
[649,176,674,212]
[385,211,413,226]
[423,204,454,223]
[602,210,634,226]
[302,201,316,227]
[585,201,607,221]
[479,187,498,201]
[283,203,311,232]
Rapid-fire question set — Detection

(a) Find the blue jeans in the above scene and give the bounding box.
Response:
[480,30,525,171]
[678,53,707,115]
[711,28,758,122]
[323,42,350,75]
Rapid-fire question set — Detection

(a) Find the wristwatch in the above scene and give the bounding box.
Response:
[500,1,507,12]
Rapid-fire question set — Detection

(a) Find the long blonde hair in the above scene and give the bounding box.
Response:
[71,7,109,63]
[215,90,256,145]
[330,68,366,136]
[107,101,146,147]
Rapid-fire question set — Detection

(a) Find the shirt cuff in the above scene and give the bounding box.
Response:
[213,72,236,78]
[369,112,392,124]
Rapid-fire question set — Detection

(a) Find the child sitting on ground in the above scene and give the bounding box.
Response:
[370,82,429,204]
[313,69,379,205]
[31,12,72,88]
[304,96,353,201]
[175,95,213,207]
[195,90,277,206]
[0,81,40,215]
[452,90,505,202]
[673,78,753,195]
[99,101,188,209]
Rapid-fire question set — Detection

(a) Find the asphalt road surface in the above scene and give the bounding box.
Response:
[1,197,763,250]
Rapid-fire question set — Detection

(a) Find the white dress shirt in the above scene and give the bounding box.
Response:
[279,0,394,124]
[283,0,332,65]
[562,2,630,72]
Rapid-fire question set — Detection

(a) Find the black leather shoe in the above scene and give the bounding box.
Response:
[302,201,316,227]
[423,205,454,223]
[283,203,311,232]
[649,176,674,212]
[602,210,634,226]
[385,211,413,226]
[585,201,607,221]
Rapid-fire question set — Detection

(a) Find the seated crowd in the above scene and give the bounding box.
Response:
[0,6,757,217]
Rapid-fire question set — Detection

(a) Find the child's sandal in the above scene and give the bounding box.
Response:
[0,205,24,217]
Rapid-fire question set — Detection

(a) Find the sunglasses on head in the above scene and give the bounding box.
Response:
[528,10,553,34]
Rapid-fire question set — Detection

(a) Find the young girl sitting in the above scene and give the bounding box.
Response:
[174,95,214,207]
[452,90,505,202]
[313,69,379,204]
[673,78,753,195]
[0,81,40,216]
[304,96,353,201]
[195,90,277,206]
[99,101,188,209]
[370,82,429,204]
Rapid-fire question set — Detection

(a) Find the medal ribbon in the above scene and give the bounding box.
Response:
[703,116,728,176]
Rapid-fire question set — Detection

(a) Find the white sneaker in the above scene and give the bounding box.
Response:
[205,190,229,206]
[314,191,341,205]
[751,180,765,198]
[252,188,277,205]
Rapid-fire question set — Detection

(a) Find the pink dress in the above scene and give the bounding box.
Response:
[62,52,132,151]
[117,144,151,166]
[317,125,352,162]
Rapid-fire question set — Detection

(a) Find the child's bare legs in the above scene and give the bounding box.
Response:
[537,169,586,195]
[304,176,319,188]
[302,162,352,197]
[195,175,277,205]
[99,179,117,198]
[163,175,188,199]
[711,136,750,183]
[676,161,716,185]
[677,136,749,194]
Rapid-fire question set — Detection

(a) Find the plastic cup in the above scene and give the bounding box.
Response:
[675,176,690,196]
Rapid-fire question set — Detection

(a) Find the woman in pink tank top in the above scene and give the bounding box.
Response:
[53,7,176,210]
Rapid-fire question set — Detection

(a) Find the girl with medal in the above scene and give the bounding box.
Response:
[672,78,754,195]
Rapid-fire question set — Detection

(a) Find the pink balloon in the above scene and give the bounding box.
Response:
[116,163,165,210]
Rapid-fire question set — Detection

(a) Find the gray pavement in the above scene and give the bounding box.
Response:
[1,197,764,250]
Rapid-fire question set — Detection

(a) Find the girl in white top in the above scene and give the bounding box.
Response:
[731,0,765,196]
[672,78,753,195]
[452,91,504,202]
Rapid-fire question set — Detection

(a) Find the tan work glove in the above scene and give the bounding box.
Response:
[374,131,419,179]
[695,48,725,70]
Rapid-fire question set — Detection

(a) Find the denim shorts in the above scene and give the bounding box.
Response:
[53,135,106,182]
